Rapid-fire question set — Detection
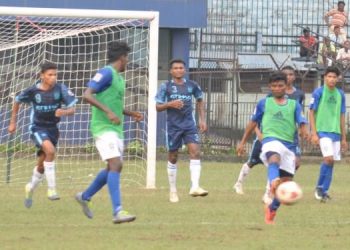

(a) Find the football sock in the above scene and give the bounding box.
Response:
[267,162,280,183]
[236,162,250,184]
[82,168,108,201]
[265,180,270,195]
[269,198,281,211]
[167,161,177,192]
[323,164,334,194]
[316,162,329,190]
[44,161,56,189]
[190,159,201,189]
[107,171,122,215]
[29,166,44,191]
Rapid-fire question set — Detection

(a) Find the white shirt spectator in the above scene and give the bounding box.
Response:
[329,33,345,47]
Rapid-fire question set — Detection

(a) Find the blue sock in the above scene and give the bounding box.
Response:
[323,164,334,194]
[267,162,280,183]
[107,171,122,215]
[316,163,330,190]
[269,198,281,211]
[82,169,108,201]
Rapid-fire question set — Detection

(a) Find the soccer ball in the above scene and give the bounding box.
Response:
[275,181,303,205]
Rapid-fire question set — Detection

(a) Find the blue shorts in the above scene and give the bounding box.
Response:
[167,127,200,151]
[30,126,59,150]
[247,139,263,167]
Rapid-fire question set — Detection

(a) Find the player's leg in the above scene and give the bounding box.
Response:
[234,139,262,194]
[316,137,335,201]
[185,131,208,197]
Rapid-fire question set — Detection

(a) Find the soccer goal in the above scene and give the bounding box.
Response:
[0,6,158,188]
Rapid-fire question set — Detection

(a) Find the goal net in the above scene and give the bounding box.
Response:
[0,7,158,188]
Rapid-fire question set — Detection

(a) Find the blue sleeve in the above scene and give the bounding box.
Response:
[15,87,33,103]
[341,90,346,114]
[251,99,265,123]
[193,82,203,100]
[295,102,307,125]
[87,67,113,93]
[155,83,167,104]
[309,88,322,111]
[60,83,78,107]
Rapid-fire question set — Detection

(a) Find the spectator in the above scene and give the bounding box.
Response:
[299,27,318,58]
[324,1,348,41]
[318,36,337,67]
[336,40,350,67]
[329,25,346,49]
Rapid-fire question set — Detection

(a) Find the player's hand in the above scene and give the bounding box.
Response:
[341,139,348,153]
[198,121,207,133]
[167,100,184,110]
[236,143,246,157]
[107,111,121,125]
[8,122,16,134]
[55,109,67,117]
[311,133,319,145]
[132,112,143,122]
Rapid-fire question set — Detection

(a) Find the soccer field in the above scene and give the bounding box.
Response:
[1,161,350,250]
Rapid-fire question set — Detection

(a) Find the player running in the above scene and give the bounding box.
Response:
[309,66,348,202]
[155,59,208,203]
[237,71,308,224]
[75,42,142,224]
[8,62,77,208]
[233,66,305,203]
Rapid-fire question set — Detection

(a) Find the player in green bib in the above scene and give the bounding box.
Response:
[75,42,143,224]
[309,66,347,202]
[237,72,308,224]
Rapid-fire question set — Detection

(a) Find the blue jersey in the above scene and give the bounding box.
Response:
[252,97,307,152]
[15,82,78,128]
[155,79,203,130]
[309,86,346,141]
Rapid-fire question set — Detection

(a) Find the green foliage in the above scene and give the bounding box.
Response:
[126,140,144,156]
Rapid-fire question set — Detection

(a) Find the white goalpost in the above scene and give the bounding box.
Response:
[0,6,158,188]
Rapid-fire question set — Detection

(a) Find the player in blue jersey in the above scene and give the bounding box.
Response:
[233,66,305,204]
[155,59,208,203]
[8,62,77,208]
[237,72,308,224]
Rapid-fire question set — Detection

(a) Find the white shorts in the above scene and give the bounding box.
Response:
[95,131,124,161]
[319,137,341,161]
[260,140,296,175]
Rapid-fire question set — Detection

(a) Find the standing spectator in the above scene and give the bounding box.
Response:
[318,37,337,67]
[329,25,346,49]
[299,27,318,58]
[324,1,348,41]
[336,40,350,67]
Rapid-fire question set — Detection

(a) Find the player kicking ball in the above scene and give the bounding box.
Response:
[155,59,208,203]
[309,66,348,202]
[75,42,142,224]
[237,72,308,224]
[8,62,77,208]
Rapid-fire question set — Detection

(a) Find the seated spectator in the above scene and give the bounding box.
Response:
[324,1,348,41]
[317,36,337,67]
[336,40,350,67]
[329,25,346,49]
[299,27,317,58]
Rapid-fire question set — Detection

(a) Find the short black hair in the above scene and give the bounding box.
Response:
[40,62,57,73]
[338,1,345,6]
[303,27,310,33]
[324,66,341,76]
[281,65,295,72]
[169,59,186,68]
[108,41,131,63]
[269,71,287,84]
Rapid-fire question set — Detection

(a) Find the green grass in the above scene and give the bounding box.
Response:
[1,161,350,250]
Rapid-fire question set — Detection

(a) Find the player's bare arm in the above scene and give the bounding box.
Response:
[83,87,120,124]
[340,114,348,152]
[298,123,309,141]
[196,99,207,133]
[254,127,263,142]
[237,121,257,156]
[156,99,184,112]
[123,110,143,122]
[8,102,21,134]
[308,109,319,145]
[55,107,75,117]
